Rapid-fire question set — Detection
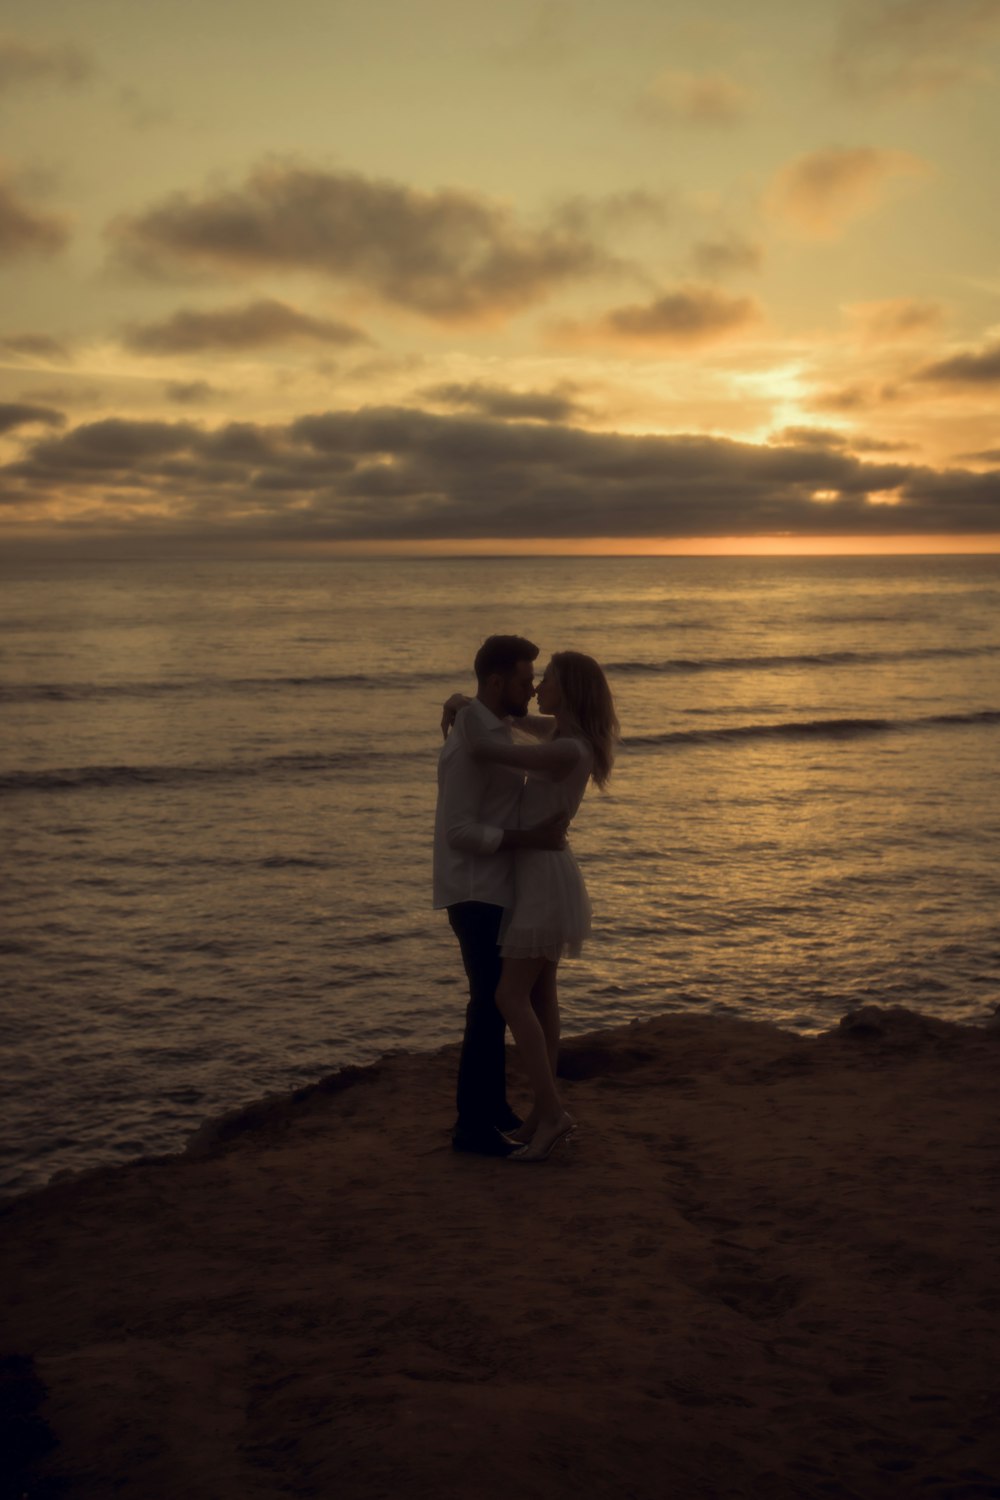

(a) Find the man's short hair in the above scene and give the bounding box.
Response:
[474,634,539,683]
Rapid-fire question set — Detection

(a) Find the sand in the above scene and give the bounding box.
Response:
[3,1005,999,1500]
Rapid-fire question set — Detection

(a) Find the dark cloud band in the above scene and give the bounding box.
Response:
[123,299,369,354]
[554,285,760,349]
[107,162,610,322]
[0,403,65,435]
[422,381,586,422]
[916,341,1000,385]
[3,405,998,542]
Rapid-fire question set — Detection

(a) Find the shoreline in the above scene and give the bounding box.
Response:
[3,1004,999,1498]
[8,999,998,1209]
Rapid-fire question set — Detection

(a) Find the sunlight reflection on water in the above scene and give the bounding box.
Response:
[2,554,999,1192]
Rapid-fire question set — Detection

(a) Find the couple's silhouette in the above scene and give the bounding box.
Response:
[433,635,619,1161]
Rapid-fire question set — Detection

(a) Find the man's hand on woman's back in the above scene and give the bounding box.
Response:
[501,811,569,852]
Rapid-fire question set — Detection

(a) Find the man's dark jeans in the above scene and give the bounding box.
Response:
[447,901,513,1133]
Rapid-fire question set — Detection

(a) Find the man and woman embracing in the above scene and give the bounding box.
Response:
[433,634,618,1162]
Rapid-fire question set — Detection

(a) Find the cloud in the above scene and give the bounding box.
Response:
[831,0,1000,98]
[345,351,427,386]
[116,86,172,131]
[0,36,93,93]
[805,381,902,413]
[849,434,915,452]
[0,402,65,435]
[14,384,101,409]
[422,381,586,422]
[0,333,72,362]
[845,297,944,344]
[914,340,1000,384]
[636,69,754,126]
[6,405,994,542]
[15,383,102,409]
[16,417,201,472]
[691,234,763,278]
[769,426,849,450]
[123,298,370,355]
[0,174,70,260]
[806,383,875,413]
[107,160,610,323]
[164,380,220,404]
[766,146,928,240]
[553,285,761,351]
[492,1,576,67]
[769,425,913,454]
[550,189,671,237]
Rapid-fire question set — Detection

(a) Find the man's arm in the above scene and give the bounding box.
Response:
[469,735,581,780]
[445,797,567,854]
[459,702,579,781]
[518,713,557,741]
[440,723,567,853]
[498,812,568,851]
[441,695,555,743]
[441,692,472,740]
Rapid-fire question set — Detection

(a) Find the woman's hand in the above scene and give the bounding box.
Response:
[441,692,472,740]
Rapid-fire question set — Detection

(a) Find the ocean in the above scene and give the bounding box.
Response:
[2,553,998,1195]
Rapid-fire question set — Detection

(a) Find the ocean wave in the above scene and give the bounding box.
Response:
[0,746,427,795]
[628,709,1000,749]
[0,669,451,704]
[7,709,997,793]
[607,645,1000,676]
[5,644,998,703]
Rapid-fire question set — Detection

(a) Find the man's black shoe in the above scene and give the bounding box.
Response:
[451,1125,517,1158]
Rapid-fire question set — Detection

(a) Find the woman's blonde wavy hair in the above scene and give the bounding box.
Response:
[551,651,620,790]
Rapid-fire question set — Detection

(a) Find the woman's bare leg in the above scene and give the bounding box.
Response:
[506,961,561,1142]
[496,957,574,1161]
[531,961,560,1078]
[495,958,561,1119]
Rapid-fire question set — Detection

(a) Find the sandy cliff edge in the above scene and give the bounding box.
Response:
[3,1005,999,1500]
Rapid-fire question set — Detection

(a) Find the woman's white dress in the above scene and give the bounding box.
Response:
[501,737,593,962]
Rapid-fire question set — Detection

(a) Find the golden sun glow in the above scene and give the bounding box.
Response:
[270,534,1000,559]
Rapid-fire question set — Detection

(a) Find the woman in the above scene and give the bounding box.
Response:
[444,652,619,1161]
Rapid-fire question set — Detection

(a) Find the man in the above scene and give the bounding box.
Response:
[434,634,567,1157]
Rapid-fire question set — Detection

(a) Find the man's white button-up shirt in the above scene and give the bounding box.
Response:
[432,699,523,910]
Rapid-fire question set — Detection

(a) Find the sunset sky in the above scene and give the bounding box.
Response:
[3,0,1000,555]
